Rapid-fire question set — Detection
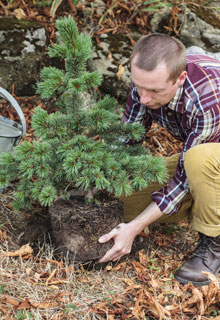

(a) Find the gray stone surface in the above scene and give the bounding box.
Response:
[186,46,220,61]
[0,17,47,96]
[150,7,220,52]
[89,33,133,103]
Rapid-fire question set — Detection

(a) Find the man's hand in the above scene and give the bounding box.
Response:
[98,223,137,263]
[98,202,163,263]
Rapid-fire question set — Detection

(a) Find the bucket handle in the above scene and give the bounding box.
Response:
[0,87,26,137]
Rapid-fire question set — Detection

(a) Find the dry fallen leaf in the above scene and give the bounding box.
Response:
[132,288,145,319]
[144,289,171,320]
[3,295,19,307]
[0,305,8,315]
[203,271,219,287]
[46,269,57,285]
[31,301,57,309]
[138,250,149,266]
[183,287,204,315]
[107,50,112,60]
[116,64,125,80]
[17,298,33,310]
[0,243,33,257]
[13,8,26,19]
[0,229,7,242]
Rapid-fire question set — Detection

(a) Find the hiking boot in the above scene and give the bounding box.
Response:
[174,233,220,286]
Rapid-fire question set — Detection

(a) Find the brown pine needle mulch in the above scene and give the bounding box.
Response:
[0,222,220,320]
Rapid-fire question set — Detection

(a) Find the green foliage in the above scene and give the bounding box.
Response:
[142,0,174,12]
[0,284,7,294]
[35,0,52,7]
[64,302,78,311]
[35,0,82,15]
[16,310,32,320]
[0,16,167,210]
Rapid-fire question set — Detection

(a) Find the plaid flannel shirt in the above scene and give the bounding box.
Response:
[122,54,220,215]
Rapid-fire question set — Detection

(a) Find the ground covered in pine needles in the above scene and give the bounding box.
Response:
[1,96,220,320]
[1,188,220,320]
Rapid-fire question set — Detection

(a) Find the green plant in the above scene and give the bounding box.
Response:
[0,16,167,211]
[142,0,174,12]
[50,0,81,17]
[16,310,32,320]
[64,302,78,312]
[35,0,52,8]
[213,309,219,316]
[0,284,7,294]
[35,0,81,16]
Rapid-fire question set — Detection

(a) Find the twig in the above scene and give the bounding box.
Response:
[152,136,164,151]
[98,0,119,26]
[67,0,77,14]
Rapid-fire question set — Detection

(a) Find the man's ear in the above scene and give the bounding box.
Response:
[177,71,187,86]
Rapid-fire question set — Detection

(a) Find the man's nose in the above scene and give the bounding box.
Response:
[139,90,152,104]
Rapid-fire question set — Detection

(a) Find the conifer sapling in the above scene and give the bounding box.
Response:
[0,16,167,211]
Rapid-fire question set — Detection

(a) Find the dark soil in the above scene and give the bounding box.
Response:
[0,191,51,251]
[49,195,124,263]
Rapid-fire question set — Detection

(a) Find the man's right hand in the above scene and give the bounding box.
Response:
[98,222,137,263]
[98,202,163,263]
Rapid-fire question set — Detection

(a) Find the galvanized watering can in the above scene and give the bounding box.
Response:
[0,87,26,154]
[0,87,26,193]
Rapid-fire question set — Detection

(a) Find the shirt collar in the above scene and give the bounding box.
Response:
[168,85,184,112]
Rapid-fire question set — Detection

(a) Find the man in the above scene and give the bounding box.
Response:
[98,33,220,287]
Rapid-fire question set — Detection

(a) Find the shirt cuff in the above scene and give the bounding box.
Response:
[151,191,179,215]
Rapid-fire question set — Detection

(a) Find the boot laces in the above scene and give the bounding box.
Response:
[192,234,220,259]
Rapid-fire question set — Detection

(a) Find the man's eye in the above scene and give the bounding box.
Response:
[152,90,161,93]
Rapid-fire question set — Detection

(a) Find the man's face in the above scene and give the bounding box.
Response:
[131,57,186,109]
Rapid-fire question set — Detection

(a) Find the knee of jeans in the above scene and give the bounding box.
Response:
[184,144,220,178]
[184,145,205,177]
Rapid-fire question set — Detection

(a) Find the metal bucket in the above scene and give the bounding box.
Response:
[0,87,26,192]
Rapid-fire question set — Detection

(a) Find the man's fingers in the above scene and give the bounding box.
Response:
[99,225,121,243]
[99,243,130,263]
[98,234,109,243]
[98,223,131,263]
[98,246,121,263]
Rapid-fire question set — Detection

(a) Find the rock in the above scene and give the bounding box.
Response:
[149,8,170,34]
[186,46,220,61]
[0,17,47,96]
[180,9,220,52]
[89,33,135,104]
[187,1,220,29]
[150,7,220,52]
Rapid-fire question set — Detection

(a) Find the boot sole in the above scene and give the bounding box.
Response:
[175,266,220,287]
[174,274,210,287]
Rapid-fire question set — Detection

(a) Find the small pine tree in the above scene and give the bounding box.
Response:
[0,16,167,211]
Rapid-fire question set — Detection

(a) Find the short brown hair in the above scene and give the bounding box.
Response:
[131,33,186,83]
